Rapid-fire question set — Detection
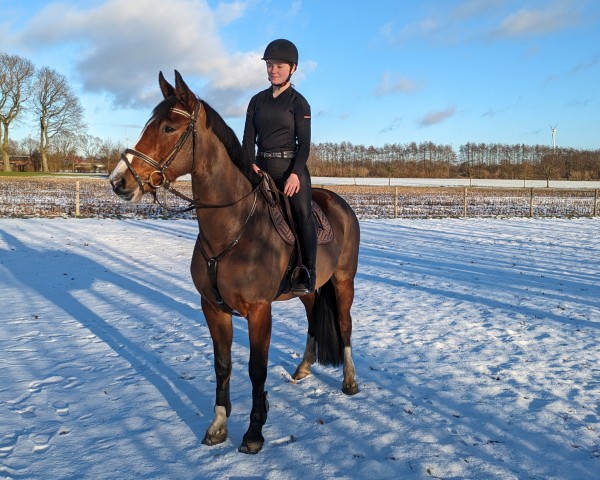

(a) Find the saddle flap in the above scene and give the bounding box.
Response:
[269,199,334,246]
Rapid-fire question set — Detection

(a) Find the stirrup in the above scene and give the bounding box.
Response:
[290,266,313,295]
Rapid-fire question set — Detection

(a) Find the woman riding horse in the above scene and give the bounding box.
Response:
[109,70,360,455]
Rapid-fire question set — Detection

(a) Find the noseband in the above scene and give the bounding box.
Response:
[120,104,200,194]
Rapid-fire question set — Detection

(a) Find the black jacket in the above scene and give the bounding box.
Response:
[242,86,311,174]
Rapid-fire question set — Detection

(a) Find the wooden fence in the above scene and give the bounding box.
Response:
[1,177,599,219]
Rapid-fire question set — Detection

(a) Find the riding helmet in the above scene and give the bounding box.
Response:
[262,39,299,65]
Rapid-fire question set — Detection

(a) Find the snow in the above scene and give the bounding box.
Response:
[1,217,599,479]
[312,177,600,189]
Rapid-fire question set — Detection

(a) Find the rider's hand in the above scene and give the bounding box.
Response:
[283,173,300,197]
[252,163,261,174]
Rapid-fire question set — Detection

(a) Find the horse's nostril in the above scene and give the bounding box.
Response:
[110,176,125,194]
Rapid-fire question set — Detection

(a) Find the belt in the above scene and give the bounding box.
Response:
[257,151,295,159]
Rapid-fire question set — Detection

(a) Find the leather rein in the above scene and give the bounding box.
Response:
[121,100,262,316]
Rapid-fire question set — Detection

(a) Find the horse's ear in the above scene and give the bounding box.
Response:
[159,71,175,99]
[173,70,197,113]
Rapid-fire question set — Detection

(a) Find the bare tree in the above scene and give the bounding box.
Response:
[79,134,104,162]
[0,53,35,171]
[32,67,85,172]
[98,138,125,173]
[51,132,79,171]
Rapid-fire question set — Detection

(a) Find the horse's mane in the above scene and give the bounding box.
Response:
[152,96,261,185]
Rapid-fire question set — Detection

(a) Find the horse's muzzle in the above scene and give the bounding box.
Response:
[109,174,136,201]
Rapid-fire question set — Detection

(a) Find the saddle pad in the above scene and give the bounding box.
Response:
[269,200,334,246]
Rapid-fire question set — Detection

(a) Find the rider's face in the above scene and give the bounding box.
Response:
[266,60,295,84]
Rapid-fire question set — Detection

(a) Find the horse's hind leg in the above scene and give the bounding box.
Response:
[201,298,233,446]
[239,302,272,454]
[292,294,317,382]
[333,272,359,395]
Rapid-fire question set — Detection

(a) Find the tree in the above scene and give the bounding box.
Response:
[32,67,85,172]
[98,138,125,173]
[51,132,79,171]
[539,153,562,186]
[0,53,35,171]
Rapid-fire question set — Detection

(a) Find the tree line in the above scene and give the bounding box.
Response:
[308,141,600,181]
[2,52,598,179]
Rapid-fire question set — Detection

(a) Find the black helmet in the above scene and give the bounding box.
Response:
[262,39,299,65]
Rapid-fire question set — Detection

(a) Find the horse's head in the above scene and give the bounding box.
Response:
[109,70,200,202]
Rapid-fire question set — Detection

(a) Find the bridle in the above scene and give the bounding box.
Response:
[118,103,200,206]
[118,100,261,214]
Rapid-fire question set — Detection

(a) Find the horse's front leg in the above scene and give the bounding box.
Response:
[239,302,272,454]
[201,297,233,446]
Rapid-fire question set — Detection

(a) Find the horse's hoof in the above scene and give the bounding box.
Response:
[292,367,312,382]
[342,382,359,395]
[202,427,228,446]
[238,439,263,454]
[239,432,264,454]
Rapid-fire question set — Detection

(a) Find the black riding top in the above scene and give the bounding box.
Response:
[242,86,311,175]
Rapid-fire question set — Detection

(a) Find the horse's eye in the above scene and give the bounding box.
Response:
[163,125,176,133]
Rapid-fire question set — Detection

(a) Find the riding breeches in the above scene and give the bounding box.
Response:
[256,156,317,269]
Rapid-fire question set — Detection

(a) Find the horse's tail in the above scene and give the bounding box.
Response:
[313,278,344,367]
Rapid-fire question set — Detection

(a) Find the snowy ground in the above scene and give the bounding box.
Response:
[312,177,600,189]
[1,218,599,480]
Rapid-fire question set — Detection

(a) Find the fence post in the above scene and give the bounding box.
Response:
[529,187,534,218]
[75,180,80,217]
[463,187,468,217]
[394,186,398,219]
[594,189,598,217]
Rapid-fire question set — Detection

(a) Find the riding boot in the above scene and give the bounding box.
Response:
[291,217,317,294]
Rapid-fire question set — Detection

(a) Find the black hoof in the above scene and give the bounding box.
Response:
[342,383,359,395]
[239,434,264,454]
[202,427,228,446]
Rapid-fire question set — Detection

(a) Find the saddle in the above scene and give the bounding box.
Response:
[259,173,334,246]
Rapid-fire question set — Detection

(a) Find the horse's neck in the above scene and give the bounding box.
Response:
[191,147,254,240]
[192,136,251,197]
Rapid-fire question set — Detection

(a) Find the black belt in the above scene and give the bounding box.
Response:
[257,151,295,159]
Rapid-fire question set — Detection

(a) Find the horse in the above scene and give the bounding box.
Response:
[109,71,360,454]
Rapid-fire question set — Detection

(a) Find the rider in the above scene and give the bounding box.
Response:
[242,39,317,294]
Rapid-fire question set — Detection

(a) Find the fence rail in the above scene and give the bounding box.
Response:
[1,177,598,219]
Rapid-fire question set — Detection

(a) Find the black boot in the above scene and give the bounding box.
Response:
[291,218,317,295]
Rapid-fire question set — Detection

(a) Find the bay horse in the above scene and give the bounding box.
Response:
[109,71,360,454]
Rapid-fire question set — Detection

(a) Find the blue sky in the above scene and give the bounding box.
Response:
[1,0,599,150]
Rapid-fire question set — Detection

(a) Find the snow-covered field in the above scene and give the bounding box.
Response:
[1,217,599,479]
[312,177,600,189]
[2,177,599,219]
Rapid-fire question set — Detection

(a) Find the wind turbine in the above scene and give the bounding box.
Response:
[550,124,558,150]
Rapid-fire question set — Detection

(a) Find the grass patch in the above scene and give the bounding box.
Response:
[0,171,47,177]
[0,171,108,178]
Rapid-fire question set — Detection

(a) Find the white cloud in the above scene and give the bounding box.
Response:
[491,3,581,38]
[375,72,422,96]
[419,105,456,127]
[12,0,264,110]
[214,1,247,25]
